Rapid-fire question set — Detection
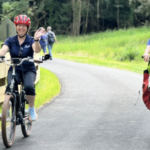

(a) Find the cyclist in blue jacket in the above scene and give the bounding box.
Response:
[0,15,45,121]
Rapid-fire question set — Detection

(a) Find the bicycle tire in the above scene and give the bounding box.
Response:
[21,102,32,137]
[1,95,16,148]
[21,117,32,137]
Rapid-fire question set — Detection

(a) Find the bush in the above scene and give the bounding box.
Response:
[117,48,139,61]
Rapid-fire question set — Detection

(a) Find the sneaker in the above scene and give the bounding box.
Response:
[29,107,38,121]
[50,57,52,60]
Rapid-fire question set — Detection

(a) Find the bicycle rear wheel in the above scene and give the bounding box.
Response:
[1,95,16,148]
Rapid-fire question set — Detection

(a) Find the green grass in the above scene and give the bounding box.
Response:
[52,26,150,73]
[35,67,60,108]
[54,54,147,74]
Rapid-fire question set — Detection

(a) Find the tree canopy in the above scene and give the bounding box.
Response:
[0,0,149,36]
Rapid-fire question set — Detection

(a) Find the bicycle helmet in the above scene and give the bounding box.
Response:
[14,15,31,38]
[14,15,31,26]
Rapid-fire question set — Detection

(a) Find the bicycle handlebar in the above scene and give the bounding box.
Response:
[0,53,49,66]
[142,56,150,59]
[0,57,39,66]
[34,59,43,63]
[16,57,34,66]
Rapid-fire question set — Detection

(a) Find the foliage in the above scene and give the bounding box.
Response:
[0,0,150,35]
[1,0,29,20]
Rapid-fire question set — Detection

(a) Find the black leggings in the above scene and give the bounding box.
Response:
[6,70,36,95]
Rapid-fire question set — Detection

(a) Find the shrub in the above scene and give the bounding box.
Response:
[122,48,139,61]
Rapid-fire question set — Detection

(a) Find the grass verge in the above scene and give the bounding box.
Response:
[51,26,150,74]
[54,54,147,74]
[35,67,60,108]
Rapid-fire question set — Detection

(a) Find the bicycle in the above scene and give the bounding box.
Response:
[0,54,49,148]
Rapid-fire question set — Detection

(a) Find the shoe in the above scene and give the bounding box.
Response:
[29,107,38,121]
[50,57,52,60]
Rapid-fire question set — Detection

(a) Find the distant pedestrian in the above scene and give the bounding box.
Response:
[46,26,57,60]
[39,27,47,55]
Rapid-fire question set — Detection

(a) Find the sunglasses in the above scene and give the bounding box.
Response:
[18,47,23,57]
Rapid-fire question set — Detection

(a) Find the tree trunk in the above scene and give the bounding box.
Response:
[78,0,81,36]
[33,12,47,30]
[72,0,76,35]
[117,0,120,29]
[83,0,90,34]
[101,0,104,31]
[97,0,100,31]
[71,0,82,36]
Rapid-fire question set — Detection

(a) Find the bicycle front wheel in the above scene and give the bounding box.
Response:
[21,110,32,137]
[21,99,32,137]
[1,95,16,148]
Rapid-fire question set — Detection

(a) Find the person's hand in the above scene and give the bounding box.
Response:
[143,53,150,62]
[34,28,46,40]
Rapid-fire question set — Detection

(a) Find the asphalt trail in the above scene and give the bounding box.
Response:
[0,58,149,150]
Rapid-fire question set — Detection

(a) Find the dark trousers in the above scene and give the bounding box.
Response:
[6,70,36,95]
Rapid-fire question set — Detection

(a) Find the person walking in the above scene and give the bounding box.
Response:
[39,27,47,55]
[46,26,57,60]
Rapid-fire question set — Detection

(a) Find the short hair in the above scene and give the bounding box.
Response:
[47,26,52,30]
[39,27,44,31]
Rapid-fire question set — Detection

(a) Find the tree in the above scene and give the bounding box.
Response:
[130,0,150,26]
[81,0,91,34]
[29,0,47,30]
[1,0,29,20]
[0,0,149,36]
[71,0,82,36]
[97,0,100,31]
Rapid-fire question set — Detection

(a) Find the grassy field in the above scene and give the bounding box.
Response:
[51,26,150,74]
[35,67,60,108]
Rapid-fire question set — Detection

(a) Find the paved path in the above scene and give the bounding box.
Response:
[0,58,149,150]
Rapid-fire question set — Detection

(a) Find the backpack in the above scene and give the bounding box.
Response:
[142,69,150,109]
[48,32,55,44]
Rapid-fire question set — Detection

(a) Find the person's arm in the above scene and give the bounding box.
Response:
[55,37,58,43]
[32,28,46,53]
[32,41,41,53]
[53,32,58,43]
[0,45,9,56]
[143,39,150,62]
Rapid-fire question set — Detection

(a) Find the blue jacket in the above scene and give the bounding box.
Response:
[39,35,47,46]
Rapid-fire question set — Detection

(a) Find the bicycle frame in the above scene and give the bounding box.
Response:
[1,55,46,125]
[0,55,48,148]
[6,61,29,126]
